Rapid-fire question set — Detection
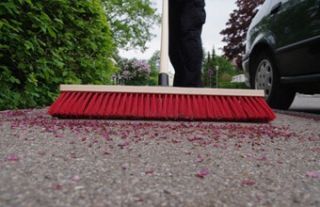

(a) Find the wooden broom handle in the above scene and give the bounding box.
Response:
[160,0,169,75]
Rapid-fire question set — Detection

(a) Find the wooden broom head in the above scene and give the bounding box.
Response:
[59,85,265,97]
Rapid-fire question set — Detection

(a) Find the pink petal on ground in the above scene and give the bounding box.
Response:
[184,151,191,155]
[212,143,221,148]
[172,139,180,144]
[241,179,256,186]
[256,155,268,161]
[134,197,144,203]
[54,134,64,138]
[118,141,129,149]
[70,152,77,159]
[311,147,320,153]
[71,175,81,181]
[103,151,110,155]
[195,155,204,163]
[195,168,209,178]
[5,154,19,162]
[38,151,46,156]
[52,183,63,190]
[306,171,320,179]
[145,169,154,175]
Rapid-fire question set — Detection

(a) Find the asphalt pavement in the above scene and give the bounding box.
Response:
[0,108,319,207]
[290,94,320,114]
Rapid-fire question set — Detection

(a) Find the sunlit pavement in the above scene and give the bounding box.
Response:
[290,94,320,114]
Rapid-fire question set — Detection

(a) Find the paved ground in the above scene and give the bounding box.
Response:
[0,108,319,207]
[290,94,320,114]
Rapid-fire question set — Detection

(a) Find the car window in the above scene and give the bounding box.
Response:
[272,0,319,46]
[250,0,272,27]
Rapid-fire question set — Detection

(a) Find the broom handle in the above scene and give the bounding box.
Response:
[158,0,169,86]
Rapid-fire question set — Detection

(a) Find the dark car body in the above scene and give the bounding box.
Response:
[243,0,320,109]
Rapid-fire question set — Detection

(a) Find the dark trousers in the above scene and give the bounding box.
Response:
[169,0,206,87]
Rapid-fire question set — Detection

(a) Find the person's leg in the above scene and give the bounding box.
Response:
[169,0,186,87]
[179,0,206,87]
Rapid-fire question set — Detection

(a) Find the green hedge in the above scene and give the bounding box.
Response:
[218,82,249,89]
[0,0,115,110]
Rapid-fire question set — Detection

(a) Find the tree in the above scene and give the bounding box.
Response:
[215,55,243,88]
[220,0,264,68]
[202,48,217,88]
[202,47,247,89]
[148,50,160,85]
[0,0,115,109]
[102,0,159,51]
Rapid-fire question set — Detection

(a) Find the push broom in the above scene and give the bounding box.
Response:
[48,0,275,122]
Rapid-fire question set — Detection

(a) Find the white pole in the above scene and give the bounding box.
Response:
[158,0,169,86]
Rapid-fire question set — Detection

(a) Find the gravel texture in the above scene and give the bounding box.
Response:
[0,108,319,207]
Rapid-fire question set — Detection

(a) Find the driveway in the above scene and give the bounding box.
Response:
[290,94,320,114]
[0,108,319,207]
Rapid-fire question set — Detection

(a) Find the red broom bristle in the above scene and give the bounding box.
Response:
[48,92,276,122]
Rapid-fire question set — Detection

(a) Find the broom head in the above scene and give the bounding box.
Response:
[48,85,276,122]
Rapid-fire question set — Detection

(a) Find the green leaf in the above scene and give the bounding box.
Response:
[0,2,18,15]
[9,76,20,84]
[53,59,64,68]
[24,41,34,51]
[25,0,33,6]
[62,70,68,77]
[47,27,56,38]
[0,44,9,49]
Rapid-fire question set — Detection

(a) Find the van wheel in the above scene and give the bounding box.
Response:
[251,52,295,109]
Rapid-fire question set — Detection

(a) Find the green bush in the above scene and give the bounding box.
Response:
[0,0,115,110]
[218,82,248,89]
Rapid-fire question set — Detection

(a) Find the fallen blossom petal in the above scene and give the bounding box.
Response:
[212,143,220,148]
[311,147,320,153]
[256,155,268,161]
[241,179,256,186]
[52,183,63,190]
[118,141,129,149]
[306,171,320,179]
[195,155,204,163]
[134,197,144,203]
[38,151,46,156]
[145,169,154,175]
[70,152,77,159]
[5,154,19,162]
[103,151,110,155]
[54,134,64,138]
[71,175,81,181]
[196,168,209,178]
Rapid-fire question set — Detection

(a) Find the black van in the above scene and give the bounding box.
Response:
[242,0,320,109]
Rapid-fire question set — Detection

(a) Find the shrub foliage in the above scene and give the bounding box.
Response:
[0,0,115,110]
[220,0,264,67]
[117,58,151,86]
